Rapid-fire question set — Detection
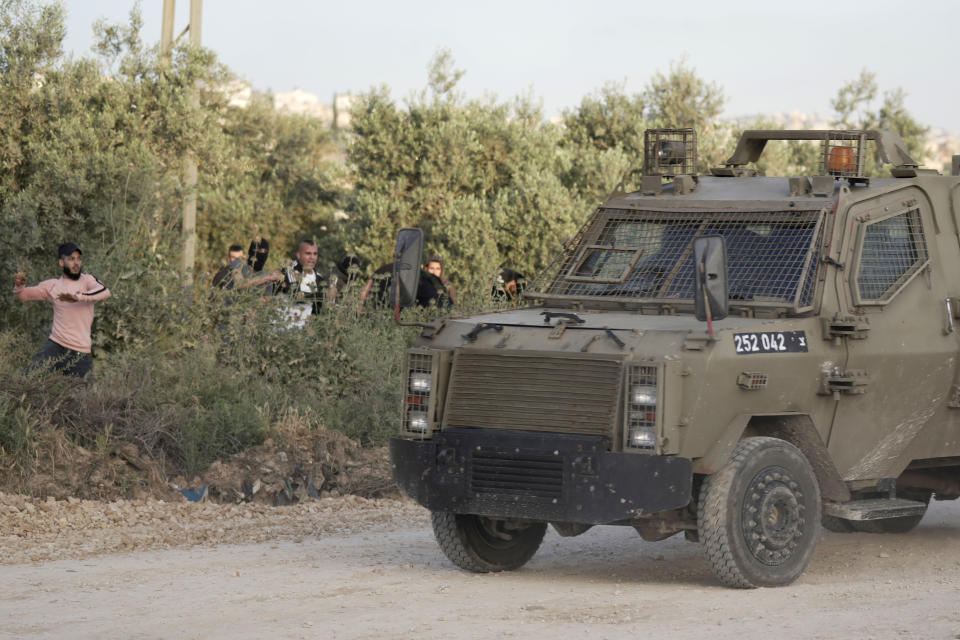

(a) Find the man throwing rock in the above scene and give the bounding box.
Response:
[13,242,111,378]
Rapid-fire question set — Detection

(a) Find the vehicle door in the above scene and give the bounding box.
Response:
[827,186,957,480]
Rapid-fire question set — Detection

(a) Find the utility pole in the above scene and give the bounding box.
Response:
[160,0,203,285]
[160,0,175,60]
[182,0,202,285]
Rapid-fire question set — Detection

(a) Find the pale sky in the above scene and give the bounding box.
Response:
[62,0,960,131]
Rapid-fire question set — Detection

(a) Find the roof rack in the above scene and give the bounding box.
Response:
[712,129,919,181]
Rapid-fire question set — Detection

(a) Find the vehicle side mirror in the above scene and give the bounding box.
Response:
[693,235,728,322]
[392,228,424,308]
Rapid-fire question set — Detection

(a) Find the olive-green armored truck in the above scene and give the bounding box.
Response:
[388,128,960,588]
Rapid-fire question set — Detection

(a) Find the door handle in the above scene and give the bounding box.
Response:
[946,298,956,335]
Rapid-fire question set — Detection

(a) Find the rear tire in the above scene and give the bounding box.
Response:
[431,512,546,573]
[698,437,822,588]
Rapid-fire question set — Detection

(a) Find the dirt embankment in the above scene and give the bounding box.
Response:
[1,425,394,506]
[0,423,403,565]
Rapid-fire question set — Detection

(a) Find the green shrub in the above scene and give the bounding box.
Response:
[0,398,41,465]
[180,397,266,478]
[211,277,425,445]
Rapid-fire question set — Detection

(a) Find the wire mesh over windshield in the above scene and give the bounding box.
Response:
[530,208,824,310]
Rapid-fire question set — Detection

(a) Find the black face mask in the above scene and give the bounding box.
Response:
[248,240,270,272]
[62,265,81,280]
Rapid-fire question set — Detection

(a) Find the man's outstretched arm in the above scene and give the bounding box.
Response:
[13,273,54,302]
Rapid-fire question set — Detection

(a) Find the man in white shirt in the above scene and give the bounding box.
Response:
[278,239,331,327]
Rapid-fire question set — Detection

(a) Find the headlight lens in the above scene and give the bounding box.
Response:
[409,371,432,393]
[631,384,657,406]
[406,410,429,433]
[628,425,657,449]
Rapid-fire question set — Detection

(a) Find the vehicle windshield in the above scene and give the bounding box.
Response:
[528,207,824,311]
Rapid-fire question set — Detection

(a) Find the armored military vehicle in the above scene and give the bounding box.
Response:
[389,128,960,588]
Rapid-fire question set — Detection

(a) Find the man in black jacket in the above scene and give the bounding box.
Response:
[212,244,252,289]
[418,255,454,308]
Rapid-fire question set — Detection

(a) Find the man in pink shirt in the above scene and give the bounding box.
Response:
[13,242,111,378]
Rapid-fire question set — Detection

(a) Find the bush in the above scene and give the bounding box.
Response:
[212,275,424,445]
[0,398,41,465]
[180,398,266,478]
[0,269,437,479]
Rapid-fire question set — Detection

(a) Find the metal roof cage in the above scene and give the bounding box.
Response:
[644,128,697,178]
[819,131,870,181]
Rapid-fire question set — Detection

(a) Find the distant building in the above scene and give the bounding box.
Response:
[274,88,329,120]
[926,128,960,174]
[274,89,353,130]
[218,81,354,131]
[222,80,252,108]
[333,94,353,131]
[764,111,831,130]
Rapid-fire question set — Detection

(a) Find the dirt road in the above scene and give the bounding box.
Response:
[2,497,960,639]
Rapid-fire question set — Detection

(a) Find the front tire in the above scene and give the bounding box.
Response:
[431,512,547,573]
[697,437,822,588]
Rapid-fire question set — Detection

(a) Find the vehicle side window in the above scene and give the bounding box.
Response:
[855,209,927,303]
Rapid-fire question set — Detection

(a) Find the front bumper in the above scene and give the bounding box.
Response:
[390,428,692,524]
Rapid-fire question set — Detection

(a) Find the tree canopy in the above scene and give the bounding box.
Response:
[0,0,936,338]
[832,68,929,170]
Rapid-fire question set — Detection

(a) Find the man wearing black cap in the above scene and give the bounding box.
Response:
[13,242,111,378]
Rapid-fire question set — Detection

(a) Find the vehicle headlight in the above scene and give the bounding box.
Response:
[406,410,429,433]
[631,384,657,406]
[628,425,657,449]
[409,371,432,393]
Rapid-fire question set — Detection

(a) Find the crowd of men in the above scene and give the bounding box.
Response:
[211,238,480,319]
[11,236,526,378]
[212,237,353,328]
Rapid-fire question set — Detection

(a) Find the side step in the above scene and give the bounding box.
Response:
[823,498,927,522]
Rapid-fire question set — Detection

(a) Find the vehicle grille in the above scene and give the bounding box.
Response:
[444,351,621,437]
[470,449,564,499]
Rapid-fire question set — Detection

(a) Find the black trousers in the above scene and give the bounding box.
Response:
[28,339,92,378]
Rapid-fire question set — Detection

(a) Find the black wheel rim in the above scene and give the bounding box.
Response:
[466,516,522,550]
[740,465,807,566]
